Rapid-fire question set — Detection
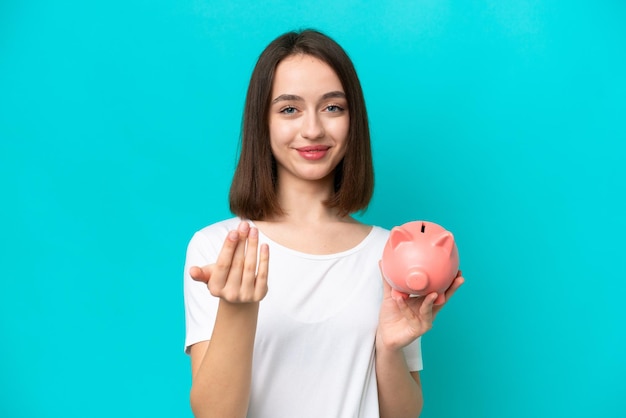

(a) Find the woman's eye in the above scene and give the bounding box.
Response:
[326,104,344,112]
[280,106,297,115]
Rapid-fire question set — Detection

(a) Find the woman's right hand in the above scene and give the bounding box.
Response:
[189,221,269,303]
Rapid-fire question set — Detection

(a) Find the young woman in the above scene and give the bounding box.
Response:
[183,29,464,418]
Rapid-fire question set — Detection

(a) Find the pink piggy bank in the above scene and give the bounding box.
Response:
[381,221,460,305]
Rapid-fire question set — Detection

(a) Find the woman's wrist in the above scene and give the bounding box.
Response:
[375,329,409,354]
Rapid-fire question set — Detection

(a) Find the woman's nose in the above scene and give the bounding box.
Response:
[300,112,325,140]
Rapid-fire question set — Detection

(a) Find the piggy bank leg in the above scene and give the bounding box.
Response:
[391,289,410,300]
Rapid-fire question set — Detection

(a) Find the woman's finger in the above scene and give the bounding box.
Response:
[396,293,434,336]
[253,243,270,300]
[444,275,465,301]
[189,265,213,283]
[224,222,251,290]
[210,229,241,291]
[240,226,260,299]
[394,295,416,321]
[432,274,464,316]
[419,293,437,320]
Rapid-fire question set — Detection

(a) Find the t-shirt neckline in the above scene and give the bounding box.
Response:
[244,218,381,260]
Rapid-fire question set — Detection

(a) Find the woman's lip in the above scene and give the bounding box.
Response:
[296,146,330,152]
[296,146,330,160]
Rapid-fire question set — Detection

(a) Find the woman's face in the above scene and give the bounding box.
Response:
[268,54,349,187]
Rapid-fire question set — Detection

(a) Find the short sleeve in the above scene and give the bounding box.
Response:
[183,229,222,354]
[402,337,423,371]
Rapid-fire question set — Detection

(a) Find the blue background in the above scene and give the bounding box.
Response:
[1,1,625,417]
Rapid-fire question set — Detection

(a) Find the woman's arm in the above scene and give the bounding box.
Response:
[189,301,260,418]
[375,268,464,417]
[375,345,424,417]
[188,222,269,418]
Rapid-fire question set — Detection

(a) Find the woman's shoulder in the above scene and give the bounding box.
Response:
[349,218,389,237]
[338,220,390,254]
[188,217,242,247]
[366,224,390,248]
[196,217,241,234]
[183,217,242,264]
[370,224,390,237]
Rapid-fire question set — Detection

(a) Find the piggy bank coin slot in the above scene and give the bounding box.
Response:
[421,223,426,233]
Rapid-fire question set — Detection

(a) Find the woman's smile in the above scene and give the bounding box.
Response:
[295,145,331,160]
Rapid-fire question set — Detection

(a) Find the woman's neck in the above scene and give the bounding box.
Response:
[271,176,346,224]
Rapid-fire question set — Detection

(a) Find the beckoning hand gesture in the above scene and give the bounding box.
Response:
[189,221,270,303]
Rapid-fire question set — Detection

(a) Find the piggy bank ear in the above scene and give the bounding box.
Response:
[433,232,455,255]
[389,227,413,250]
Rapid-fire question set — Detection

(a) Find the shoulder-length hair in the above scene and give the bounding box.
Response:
[229,29,374,220]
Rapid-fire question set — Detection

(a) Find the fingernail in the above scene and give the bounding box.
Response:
[239,222,249,232]
[249,227,258,237]
[228,230,238,240]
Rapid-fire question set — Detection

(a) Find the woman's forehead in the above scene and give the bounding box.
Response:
[271,54,344,98]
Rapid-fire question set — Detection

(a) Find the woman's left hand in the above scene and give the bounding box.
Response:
[376,265,465,351]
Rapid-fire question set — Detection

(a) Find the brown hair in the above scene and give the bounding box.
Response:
[229,29,374,220]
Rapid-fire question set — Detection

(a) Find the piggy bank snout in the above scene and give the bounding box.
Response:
[406,270,428,292]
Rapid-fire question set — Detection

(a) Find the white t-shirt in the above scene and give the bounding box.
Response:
[184,217,423,418]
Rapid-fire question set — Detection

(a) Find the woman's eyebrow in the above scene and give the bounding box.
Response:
[320,91,346,100]
[271,91,346,104]
[271,94,303,104]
